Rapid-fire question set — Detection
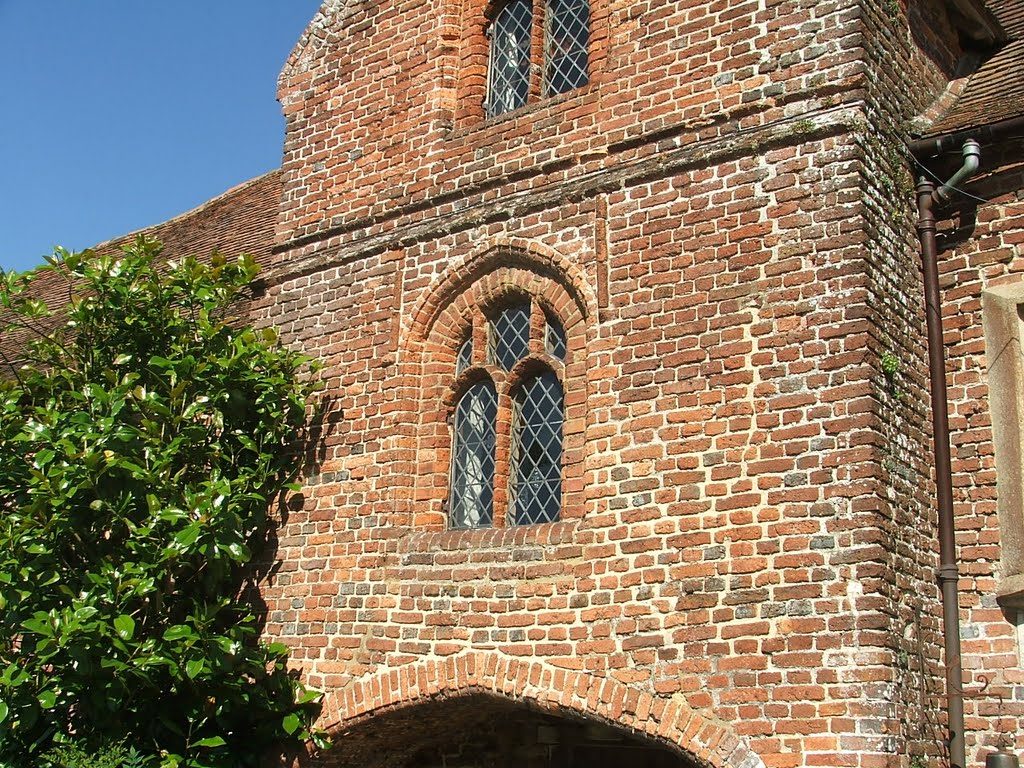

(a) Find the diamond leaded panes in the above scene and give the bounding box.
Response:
[489,301,531,371]
[543,0,589,97]
[509,370,564,525]
[545,314,567,360]
[448,295,568,529]
[450,380,498,528]
[456,335,473,376]
[486,0,533,117]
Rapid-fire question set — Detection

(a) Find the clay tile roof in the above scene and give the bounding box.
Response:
[91,170,281,269]
[925,37,1024,135]
[989,0,1024,37]
[919,0,1024,138]
[1,171,281,370]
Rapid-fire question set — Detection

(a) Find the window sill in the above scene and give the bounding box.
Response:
[998,574,1024,608]
[446,78,601,145]
[401,519,579,553]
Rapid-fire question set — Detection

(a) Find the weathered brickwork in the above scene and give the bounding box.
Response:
[851,0,1024,764]
[238,0,1024,766]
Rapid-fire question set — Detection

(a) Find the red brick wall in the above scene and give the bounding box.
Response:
[273,0,866,251]
[257,139,895,767]
[248,0,1024,766]
[854,1,1024,765]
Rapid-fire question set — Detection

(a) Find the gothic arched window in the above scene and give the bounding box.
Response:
[449,298,567,528]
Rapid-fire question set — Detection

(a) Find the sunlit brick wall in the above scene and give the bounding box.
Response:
[244,0,1024,765]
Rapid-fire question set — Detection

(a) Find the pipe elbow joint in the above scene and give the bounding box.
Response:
[961,138,981,173]
[934,138,982,205]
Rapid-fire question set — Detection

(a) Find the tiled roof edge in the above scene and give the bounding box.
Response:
[89,170,281,254]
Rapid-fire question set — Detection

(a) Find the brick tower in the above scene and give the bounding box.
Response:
[241,0,1024,765]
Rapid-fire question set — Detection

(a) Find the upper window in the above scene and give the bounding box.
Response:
[542,0,589,97]
[485,0,590,118]
[449,299,567,528]
[486,0,533,117]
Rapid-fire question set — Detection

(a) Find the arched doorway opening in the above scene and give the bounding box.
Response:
[315,693,702,768]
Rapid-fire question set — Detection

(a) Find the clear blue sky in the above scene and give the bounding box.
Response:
[0,2,323,273]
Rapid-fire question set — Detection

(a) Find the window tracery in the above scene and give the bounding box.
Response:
[449,297,567,528]
[408,246,592,534]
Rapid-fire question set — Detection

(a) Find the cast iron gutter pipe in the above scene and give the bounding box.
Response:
[914,138,981,768]
[909,114,1024,159]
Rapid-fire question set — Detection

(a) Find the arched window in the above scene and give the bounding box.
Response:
[485,0,590,118]
[448,299,567,528]
[450,378,498,528]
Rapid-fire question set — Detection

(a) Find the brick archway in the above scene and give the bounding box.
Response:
[316,651,762,768]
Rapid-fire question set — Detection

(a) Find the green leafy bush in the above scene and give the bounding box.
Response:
[0,239,323,767]
[43,740,152,768]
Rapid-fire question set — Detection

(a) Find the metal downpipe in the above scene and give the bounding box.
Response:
[914,137,979,768]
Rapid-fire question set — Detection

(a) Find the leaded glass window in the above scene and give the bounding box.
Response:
[456,335,473,376]
[543,0,589,97]
[545,314,567,360]
[450,380,498,528]
[483,0,590,118]
[448,295,567,529]
[489,301,531,371]
[486,0,532,117]
[509,371,564,524]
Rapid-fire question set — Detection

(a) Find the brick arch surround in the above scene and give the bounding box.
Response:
[316,651,763,768]
[398,237,597,530]
[402,237,598,353]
